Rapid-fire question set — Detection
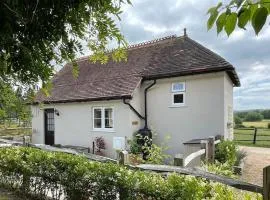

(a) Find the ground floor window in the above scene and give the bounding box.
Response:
[93,107,114,131]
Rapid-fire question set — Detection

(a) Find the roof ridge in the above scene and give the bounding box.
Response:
[75,35,180,63]
[127,34,178,50]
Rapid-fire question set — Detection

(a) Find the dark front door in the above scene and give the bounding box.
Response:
[44,109,55,145]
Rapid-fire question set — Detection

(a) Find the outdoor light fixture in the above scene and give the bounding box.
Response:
[54,109,60,116]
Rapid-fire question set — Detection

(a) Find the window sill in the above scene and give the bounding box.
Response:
[92,129,116,133]
[168,105,187,108]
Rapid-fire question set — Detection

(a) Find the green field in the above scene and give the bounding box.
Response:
[242,120,270,128]
[234,120,270,147]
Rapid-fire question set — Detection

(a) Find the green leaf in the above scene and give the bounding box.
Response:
[252,7,268,35]
[207,6,217,14]
[250,4,258,18]
[216,13,227,34]
[225,13,238,36]
[207,10,219,30]
[216,2,223,10]
[261,0,270,12]
[238,8,251,29]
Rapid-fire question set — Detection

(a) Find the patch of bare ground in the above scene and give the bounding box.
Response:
[239,146,270,186]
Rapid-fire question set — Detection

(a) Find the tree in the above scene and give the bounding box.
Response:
[244,112,264,121]
[0,81,33,126]
[0,81,17,120]
[0,0,130,86]
[207,0,270,36]
[261,109,270,119]
[234,115,243,125]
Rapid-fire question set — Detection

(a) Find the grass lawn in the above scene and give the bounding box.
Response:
[242,120,270,128]
[234,121,270,147]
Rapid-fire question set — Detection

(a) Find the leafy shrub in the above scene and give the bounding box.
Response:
[215,140,237,167]
[0,147,224,199]
[234,150,247,166]
[128,133,171,164]
[202,161,235,178]
[94,136,106,152]
[0,147,262,200]
[128,133,143,154]
[244,112,264,122]
[142,143,171,164]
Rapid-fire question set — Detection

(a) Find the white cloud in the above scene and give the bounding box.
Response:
[120,0,270,110]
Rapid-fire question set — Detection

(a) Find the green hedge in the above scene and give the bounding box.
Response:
[0,147,260,200]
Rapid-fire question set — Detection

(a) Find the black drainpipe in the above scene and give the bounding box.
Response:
[122,79,156,129]
[122,98,145,120]
[144,80,156,129]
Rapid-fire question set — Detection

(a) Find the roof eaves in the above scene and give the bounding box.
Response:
[142,66,240,87]
[32,95,132,105]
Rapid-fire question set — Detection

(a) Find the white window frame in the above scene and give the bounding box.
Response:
[172,92,185,106]
[93,107,114,132]
[171,82,185,92]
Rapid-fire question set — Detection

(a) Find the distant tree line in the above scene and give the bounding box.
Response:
[234,109,270,124]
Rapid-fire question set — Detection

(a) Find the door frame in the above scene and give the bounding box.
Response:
[44,108,55,145]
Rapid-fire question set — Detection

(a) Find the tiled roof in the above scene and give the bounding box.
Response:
[35,35,240,104]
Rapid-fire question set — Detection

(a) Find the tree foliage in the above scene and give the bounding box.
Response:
[0,0,130,86]
[207,0,270,36]
[0,81,33,124]
[235,109,270,120]
[234,115,243,125]
[244,111,264,121]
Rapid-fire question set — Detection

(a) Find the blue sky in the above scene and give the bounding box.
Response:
[114,0,270,110]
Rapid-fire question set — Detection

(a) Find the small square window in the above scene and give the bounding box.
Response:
[174,93,183,103]
[172,93,185,106]
[172,82,185,92]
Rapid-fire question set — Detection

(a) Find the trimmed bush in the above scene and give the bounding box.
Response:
[0,147,261,200]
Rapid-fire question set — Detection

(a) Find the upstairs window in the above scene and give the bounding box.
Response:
[93,107,114,131]
[171,82,185,106]
[172,82,185,92]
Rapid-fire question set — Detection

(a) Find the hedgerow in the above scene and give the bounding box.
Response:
[0,147,261,200]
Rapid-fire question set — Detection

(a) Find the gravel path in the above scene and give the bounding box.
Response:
[239,146,270,186]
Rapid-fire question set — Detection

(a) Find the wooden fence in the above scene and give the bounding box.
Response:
[234,128,270,145]
[0,137,270,199]
[173,136,219,167]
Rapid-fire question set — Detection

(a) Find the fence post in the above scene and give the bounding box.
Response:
[118,150,129,165]
[253,128,257,144]
[201,140,209,161]
[23,136,30,147]
[174,154,184,167]
[263,165,270,200]
[207,136,215,163]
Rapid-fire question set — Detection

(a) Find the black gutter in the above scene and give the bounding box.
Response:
[142,67,240,87]
[31,95,132,105]
[122,98,145,120]
[144,80,156,129]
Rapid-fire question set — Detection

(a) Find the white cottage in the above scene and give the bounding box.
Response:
[31,34,240,159]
